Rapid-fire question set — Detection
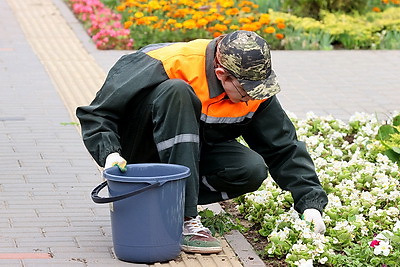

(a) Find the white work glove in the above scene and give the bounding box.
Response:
[104,152,127,172]
[303,208,326,234]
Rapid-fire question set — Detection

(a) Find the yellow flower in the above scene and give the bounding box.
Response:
[239,17,252,24]
[175,22,183,29]
[135,12,144,18]
[197,18,209,27]
[183,19,197,29]
[166,19,177,25]
[219,0,234,8]
[229,25,239,30]
[148,0,162,10]
[275,18,285,24]
[259,15,270,25]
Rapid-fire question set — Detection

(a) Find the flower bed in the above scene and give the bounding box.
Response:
[68,0,133,49]
[66,0,400,50]
[236,112,400,266]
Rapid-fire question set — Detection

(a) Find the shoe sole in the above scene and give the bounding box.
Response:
[181,245,222,254]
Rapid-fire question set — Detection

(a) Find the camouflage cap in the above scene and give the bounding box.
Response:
[216,30,280,100]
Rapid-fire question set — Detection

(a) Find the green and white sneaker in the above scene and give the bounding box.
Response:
[181,216,222,254]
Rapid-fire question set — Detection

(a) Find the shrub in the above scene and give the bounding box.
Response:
[281,0,367,19]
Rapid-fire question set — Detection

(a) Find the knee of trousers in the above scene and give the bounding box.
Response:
[154,79,201,110]
[236,161,268,193]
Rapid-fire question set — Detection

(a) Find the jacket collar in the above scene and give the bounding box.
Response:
[205,38,225,99]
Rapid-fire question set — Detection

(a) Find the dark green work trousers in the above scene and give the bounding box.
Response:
[118,79,267,217]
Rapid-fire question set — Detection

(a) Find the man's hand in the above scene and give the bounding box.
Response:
[303,208,326,234]
[105,152,127,172]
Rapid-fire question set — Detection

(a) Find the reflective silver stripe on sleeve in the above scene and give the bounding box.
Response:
[156,134,199,152]
[202,176,217,192]
[200,112,255,123]
[221,192,229,200]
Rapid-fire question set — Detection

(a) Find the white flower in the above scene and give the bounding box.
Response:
[327,194,342,208]
[373,240,392,256]
[393,220,400,232]
[375,230,394,242]
[306,111,317,119]
[295,259,313,267]
[319,257,328,264]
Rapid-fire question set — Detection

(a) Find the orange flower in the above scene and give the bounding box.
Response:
[124,21,133,29]
[276,33,284,39]
[382,0,389,3]
[214,23,228,32]
[116,4,126,12]
[372,7,381,12]
[241,6,251,13]
[264,26,275,33]
[277,23,286,29]
[240,23,260,32]
[259,17,270,25]
[213,31,223,38]
[223,19,232,25]
[226,8,239,16]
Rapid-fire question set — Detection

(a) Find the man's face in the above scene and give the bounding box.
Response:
[215,67,254,104]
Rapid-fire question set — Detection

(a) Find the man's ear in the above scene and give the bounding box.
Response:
[215,67,228,81]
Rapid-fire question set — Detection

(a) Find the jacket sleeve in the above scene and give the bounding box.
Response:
[242,96,328,214]
[76,52,169,166]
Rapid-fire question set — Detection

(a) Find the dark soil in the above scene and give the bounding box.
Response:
[220,200,288,267]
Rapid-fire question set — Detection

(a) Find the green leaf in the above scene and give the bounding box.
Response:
[377,125,398,141]
[393,114,400,126]
[384,149,400,163]
[392,146,400,154]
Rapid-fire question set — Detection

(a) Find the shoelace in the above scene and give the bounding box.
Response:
[183,215,210,237]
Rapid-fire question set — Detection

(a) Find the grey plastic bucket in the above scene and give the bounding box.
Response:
[91,163,190,263]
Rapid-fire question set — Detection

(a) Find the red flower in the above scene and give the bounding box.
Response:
[370,240,380,247]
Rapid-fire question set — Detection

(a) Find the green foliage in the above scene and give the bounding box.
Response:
[281,0,367,19]
[269,7,400,49]
[376,114,400,165]
[198,209,247,236]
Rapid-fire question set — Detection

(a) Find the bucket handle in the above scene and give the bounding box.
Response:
[91,181,161,204]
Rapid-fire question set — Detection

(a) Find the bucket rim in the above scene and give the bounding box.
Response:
[103,163,190,184]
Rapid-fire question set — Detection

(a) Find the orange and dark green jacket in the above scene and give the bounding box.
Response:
[76,38,328,214]
[142,39,267,124]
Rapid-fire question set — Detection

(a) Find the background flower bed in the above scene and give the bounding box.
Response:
[66,0,400,50]
[234,112,400,266]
